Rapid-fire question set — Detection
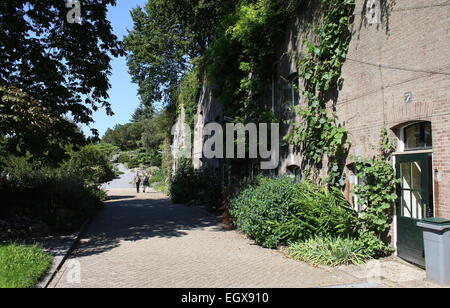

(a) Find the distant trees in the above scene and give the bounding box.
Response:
[102,123,142,151]
[102,109,166,152]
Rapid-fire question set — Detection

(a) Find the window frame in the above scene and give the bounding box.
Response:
[403,122,432,152]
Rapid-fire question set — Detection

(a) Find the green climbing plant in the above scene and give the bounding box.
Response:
[285,0,356,187]
[178,60,203,130]
[353,127,400,257]
[207,0,302,124]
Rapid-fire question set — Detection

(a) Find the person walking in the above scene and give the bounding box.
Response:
[143,174,150,193]
[134,173,142,193]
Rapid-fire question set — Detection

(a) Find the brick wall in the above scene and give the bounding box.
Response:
[339,0,450,218]
[277,0,450,218]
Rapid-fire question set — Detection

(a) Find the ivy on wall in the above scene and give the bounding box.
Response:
[353,127,400,256]
[285,0,356,187]
[206,0,304,124]
[177,59,203,130]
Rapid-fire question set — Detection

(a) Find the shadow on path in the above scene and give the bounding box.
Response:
[72,194,222,258]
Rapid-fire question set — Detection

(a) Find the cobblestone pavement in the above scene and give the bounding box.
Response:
[50,189,362,288]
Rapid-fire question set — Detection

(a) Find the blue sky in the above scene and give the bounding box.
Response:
[82,0,148,138]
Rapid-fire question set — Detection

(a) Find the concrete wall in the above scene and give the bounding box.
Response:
[192,75,223,171]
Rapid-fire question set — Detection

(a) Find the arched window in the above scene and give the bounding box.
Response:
[404,122,432,151]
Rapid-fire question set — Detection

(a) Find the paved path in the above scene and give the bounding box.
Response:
[102,163,135,190]
[49,188,361,288]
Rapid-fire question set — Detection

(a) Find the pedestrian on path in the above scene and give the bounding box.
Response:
[134,173,142,193]
[143,174,150,193]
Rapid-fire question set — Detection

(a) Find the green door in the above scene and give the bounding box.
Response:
[396,153,433,267]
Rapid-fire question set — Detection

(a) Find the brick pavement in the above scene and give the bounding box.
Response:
[49,189,360,288]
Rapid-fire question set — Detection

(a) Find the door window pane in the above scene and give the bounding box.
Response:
[411,190,423,220]
[401,162,411,189]
[411,161,422,190]
[402,190,412,218]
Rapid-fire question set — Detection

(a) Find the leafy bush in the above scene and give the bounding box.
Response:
[169,159,222,208]
[94,143,120,160]
[152,181,169,195]
[0,174,104,231]
[60,145,115,185]
[230,177,359,248]
[355,231,395,258]
[149,167,165,184]
[288,237,370,267]
[170,159,198,204]
[126,156,141,169]
[118,152,131,164]
[0,156,106,232]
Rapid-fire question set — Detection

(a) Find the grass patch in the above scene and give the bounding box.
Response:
[0,244,53,288]
[151,181,169,195]
[288,237,370,267]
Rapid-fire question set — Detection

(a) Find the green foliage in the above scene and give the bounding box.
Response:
[102,111,166,169]
[354,157,399,235]
[145,165,170,194]
[0,244,52,288]
[117,149,161,170]
[126,156,141,169]
[0,1,123,156]
[0,86,88,165]
[207,0,296,123]
[288,236,370,267]
[60,145,115,185]
[125,0,234,108]
[169,159,222,208]
[230,177,359,248]
[269,181,359,243]
[353,128,400,257]
[355,231,395,257]
[94,143,120,160]
[1,151,110,231]
[285,0,356,187]
[102,122,144,151]
[131,104,154,123]
[0,172,104,231]
[178,65,202,129]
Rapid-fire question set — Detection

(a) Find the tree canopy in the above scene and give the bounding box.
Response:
[124,0,236,109]
[0,0,124,158]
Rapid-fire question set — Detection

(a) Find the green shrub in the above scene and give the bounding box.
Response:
[230,177,359,248]
[126,157,141,169]
[60,145,115,185]
[169,159,222,208]
[118,152,131,164]
[94,143,120,160]
[152,181,169,195]
[288,237,370,267]
[230,177,298,248]
[0,156,105,232]
[355,231,395,258]
[0,174,103,231]
[270,181,360,243]
[169,159,198,204]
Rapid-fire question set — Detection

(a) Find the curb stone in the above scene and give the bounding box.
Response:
[37,217,93,288]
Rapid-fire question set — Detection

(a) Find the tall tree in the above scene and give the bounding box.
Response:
[0,0,124,157]
[130,104,153,123]
[124,0,236,110]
